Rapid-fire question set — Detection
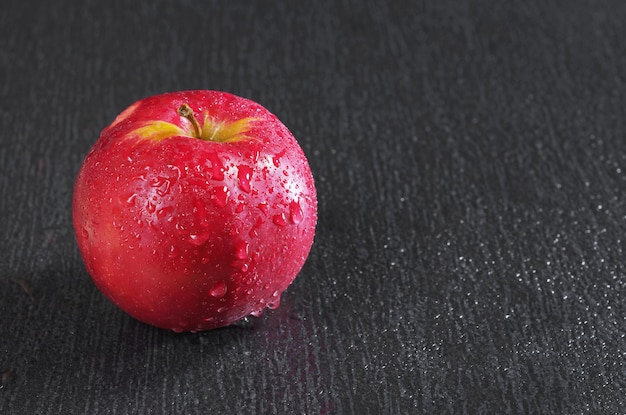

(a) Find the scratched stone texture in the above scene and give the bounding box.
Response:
[1,0,626,413]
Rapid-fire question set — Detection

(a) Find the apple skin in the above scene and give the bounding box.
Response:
[72,90,317,332]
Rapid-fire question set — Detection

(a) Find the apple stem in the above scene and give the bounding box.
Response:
[177,104,202,138]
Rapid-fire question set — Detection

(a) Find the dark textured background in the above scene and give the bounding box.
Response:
[2,0,626,413]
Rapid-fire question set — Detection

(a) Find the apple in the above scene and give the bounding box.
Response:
[72,90,317,332]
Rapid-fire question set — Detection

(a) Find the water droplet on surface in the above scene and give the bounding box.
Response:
[241,263,249,272]
[272,213,287,226]
[237,165,253,193]
[250,309,264,317]
[235,240,249,259]
[209,281,227,298]
[289,201,303,224]
[146,201,156,213]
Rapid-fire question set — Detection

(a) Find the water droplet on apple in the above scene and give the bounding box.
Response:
[241,263,249,272]
[81,227,89,239]
[168,245,178,258]
[207,152,225,181]
[289,201,303,224]
[257,202,269,215]
[272,149,286,168]
[146,201,156,213]
[267,297,281,310]
[193,200,210,227]
[217,306,227,313]
[212,186,229,207]
[249,217,264,238]
[237,165,253,193]
[156,206,173,218]
[172,321,189,333]
[235,240,249,259]
[150,177,164,187]
[150,176,172,196]
[250,309,264,317]
[272,213,287,226]
[189,231,211,246]
[209,281,227,298]
[119,193,137,206]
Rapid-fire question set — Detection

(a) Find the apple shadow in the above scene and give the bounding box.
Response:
[1,254,330,414]
[0,263,243,401]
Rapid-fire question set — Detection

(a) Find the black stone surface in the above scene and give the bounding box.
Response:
[2,0,626,413]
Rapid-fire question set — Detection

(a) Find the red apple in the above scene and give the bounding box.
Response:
[72,90,317,332]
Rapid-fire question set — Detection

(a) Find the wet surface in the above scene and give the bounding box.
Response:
[1,0,626,413]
